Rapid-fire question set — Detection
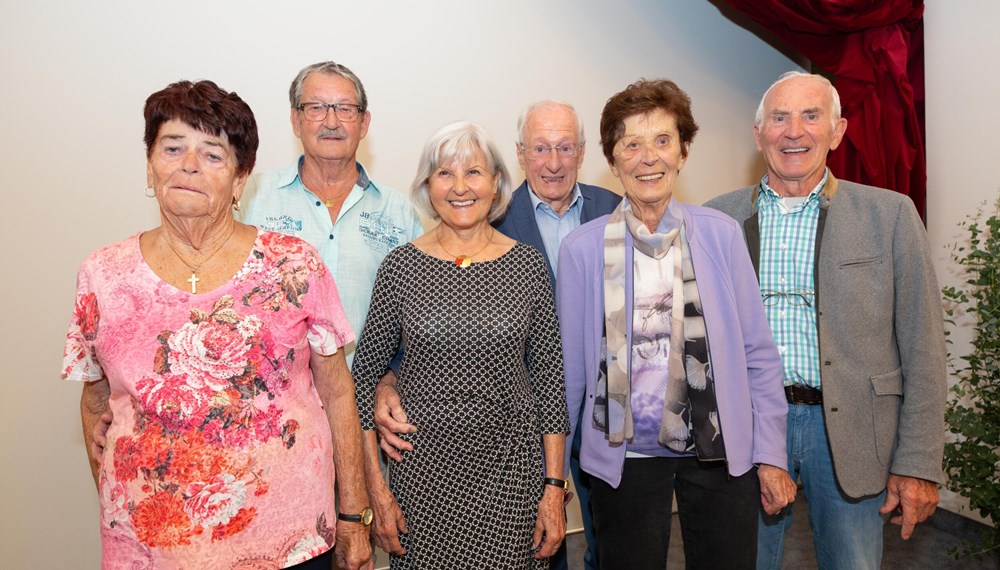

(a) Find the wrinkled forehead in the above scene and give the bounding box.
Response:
[523,105,579,141]
[158,118,231,147]
[766,77,832,112]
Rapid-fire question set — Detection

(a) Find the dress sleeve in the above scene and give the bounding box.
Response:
[351,251,404,430]
[301,245,356,355]
[525,250,569,435]
[62,259,104,382]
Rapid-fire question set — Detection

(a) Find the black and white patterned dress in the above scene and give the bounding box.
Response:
[353,242,569,570]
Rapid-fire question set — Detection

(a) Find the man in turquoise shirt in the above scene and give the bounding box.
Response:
[239,61,423,366]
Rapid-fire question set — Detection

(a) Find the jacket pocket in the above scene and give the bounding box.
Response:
[839,255,884,268]
[870,368,903,465]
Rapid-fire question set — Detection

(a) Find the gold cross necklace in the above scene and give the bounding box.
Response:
[162,225,236,293]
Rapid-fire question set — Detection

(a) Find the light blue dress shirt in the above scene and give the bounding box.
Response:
[238,157,423,364]
[527,183,584,272]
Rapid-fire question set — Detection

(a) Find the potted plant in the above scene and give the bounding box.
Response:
[942,196,1000,567]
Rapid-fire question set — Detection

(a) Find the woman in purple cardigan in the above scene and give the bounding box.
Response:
[555,79,795,569]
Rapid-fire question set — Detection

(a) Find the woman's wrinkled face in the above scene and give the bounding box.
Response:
[610,109,688,212]
[427,149,497,230]
[147,119,245,220]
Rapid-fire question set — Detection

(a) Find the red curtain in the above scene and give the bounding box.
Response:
[723,0,926,219]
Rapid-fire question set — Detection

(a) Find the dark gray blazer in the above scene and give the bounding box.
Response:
[494,181,621,283]
[705,176,946,498]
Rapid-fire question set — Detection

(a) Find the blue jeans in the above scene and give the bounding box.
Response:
[757,403,886,570]
[551,426,598,570]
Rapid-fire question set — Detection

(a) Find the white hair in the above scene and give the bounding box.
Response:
[754,71,842,128]
[410,121,513,223]
[515,99,586,146]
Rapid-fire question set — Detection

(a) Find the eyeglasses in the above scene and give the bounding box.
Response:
[296,102,363,122]
[520,143,581,159]
[761,289,814,307]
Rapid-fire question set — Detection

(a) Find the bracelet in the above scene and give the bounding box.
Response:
[544,477,568,490]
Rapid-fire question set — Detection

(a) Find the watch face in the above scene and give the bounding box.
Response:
[361,507,374,526]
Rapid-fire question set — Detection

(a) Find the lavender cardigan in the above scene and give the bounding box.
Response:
[556,202,788,487]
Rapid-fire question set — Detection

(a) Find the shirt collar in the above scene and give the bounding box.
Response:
[527,182,583,217]
[757,169,829,211]
[281,156,375,192]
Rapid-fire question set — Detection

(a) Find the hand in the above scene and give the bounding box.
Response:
[91,409,113,458]
[373,374,416,461]
[334,520,374,570]
[880,474,939,540]
[369,481,408,555]
[532,485,566,559]
[758,464,797,515]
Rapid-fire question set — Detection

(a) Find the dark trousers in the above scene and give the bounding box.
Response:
[589,456,759,570]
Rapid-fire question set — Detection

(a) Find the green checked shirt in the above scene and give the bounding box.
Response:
[757,172,825,389]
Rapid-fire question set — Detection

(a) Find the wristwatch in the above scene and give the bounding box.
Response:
[544,477,568,490]
[337,507,374,526]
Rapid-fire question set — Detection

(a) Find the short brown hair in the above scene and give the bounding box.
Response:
[599,79,698,164]
[143,80,259,177]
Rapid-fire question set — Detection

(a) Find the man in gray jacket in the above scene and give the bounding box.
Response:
[705,71,945,570]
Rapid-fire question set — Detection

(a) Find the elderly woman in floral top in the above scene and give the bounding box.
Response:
[62,80,373,570]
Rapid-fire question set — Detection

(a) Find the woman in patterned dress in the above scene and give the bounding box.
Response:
[352,121,569,569]
[63,80,372,570]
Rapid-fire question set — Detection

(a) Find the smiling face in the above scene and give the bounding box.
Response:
[147,119,246,220]
[610,109,688,220]
[515,104,584,214]
[427,150,497,232]
[291,72,370,165]
[754,76,847,197]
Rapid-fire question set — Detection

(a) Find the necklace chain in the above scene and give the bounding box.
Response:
[162,224,236,293]
[436,227,494,268]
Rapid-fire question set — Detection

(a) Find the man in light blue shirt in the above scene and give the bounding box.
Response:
[239,61,422,563]
[239,62,423,366]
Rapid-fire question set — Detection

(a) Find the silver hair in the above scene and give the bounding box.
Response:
[410,121,513,223]
[515,99,586,146]
[754,71,842,128]
[288,61,368,111]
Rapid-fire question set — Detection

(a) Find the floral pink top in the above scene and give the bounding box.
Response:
[62,229,355,570]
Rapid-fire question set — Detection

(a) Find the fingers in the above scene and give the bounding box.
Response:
[92,410,113,456]
[879,487,901,516]
[373,405,415,434]
[378,437,404,462]
[758,464,797,515]
[370,486,408,555]
[372,515,407,555]
[882,474,939,540]
[334,534,373,570]
[373,383,415,434]
[375,424,413,460]
[532,492,566,559]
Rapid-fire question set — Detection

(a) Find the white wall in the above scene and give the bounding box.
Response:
[924,0,1000,524]
[0,2,801,567]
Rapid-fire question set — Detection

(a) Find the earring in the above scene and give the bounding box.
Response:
[144,186,156,198]
[232,198,241,212]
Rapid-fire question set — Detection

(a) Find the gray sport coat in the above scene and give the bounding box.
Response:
[705,175,946,498]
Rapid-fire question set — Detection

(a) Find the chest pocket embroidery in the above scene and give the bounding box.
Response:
[359,211,405,254]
